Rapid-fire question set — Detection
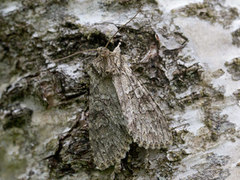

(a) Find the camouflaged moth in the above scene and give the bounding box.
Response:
[88,43,172,170]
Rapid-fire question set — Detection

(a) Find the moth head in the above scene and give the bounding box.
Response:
[97,47,110,58]
[92,47,114,76]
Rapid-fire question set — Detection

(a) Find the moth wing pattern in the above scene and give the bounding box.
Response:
[112,47,172,149]
[88,66,132,170]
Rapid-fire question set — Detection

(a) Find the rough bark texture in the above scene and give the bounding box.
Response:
[0,0,240,179]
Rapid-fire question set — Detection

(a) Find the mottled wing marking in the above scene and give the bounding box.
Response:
[112,46,172,149]
[88,66,132,170]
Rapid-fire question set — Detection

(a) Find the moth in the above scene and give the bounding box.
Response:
[88,43,172,170]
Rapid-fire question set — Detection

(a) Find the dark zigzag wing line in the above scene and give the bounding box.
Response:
[88,68,132,170]
[112,59,172,149]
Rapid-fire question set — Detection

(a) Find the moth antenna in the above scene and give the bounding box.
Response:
[53,48,97,62]
[104,7,142,48]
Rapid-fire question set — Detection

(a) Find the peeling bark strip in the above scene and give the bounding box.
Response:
[88,43,172,170]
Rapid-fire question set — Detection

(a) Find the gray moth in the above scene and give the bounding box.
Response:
[88,43,172,170]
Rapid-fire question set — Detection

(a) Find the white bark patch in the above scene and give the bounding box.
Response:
[0,1,22,16]
[156,0,203,13]
[175,17,240,96]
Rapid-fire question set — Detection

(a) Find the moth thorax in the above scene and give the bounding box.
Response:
[93,48,117,76]
[97,47,110,58]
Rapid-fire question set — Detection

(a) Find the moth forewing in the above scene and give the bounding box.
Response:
[111,46,172,149]
[88,48,132,170]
